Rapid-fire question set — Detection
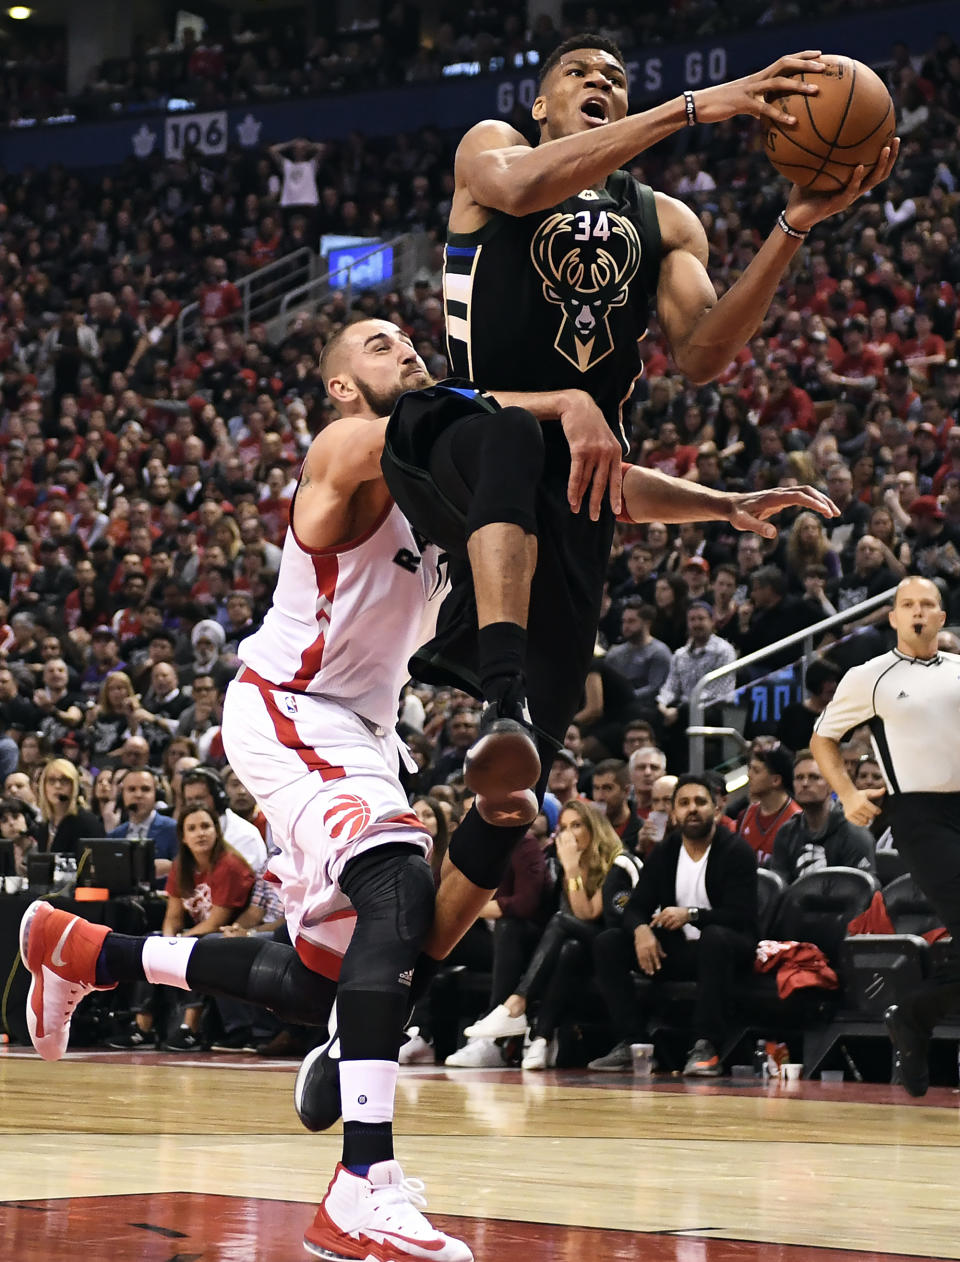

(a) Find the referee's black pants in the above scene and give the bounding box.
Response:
[888,792,960,1029]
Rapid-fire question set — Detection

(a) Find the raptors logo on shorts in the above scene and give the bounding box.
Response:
[323,795,373,841]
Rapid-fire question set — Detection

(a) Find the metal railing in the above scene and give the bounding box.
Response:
[177,246,318,345]
[687,586,899,772]
[268,233,434,341]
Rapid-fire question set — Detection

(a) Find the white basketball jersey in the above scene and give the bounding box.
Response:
[239,500,446,728]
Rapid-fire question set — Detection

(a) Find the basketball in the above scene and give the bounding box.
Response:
[763,54,896,192]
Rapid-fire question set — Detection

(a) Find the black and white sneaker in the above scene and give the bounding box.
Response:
[106,1025,157,1051]
[164,1024,203,1053]
[294,1028,342,1132]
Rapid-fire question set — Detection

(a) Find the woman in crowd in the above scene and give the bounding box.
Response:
[110,804,255,1051]
[651,573,689,651]
[784,511,841,593]
[459,801,626,1070]
[85,671,137,762]
[90,767,122,833]
[36,757,101,856]
[713,390,760,478]
[17,732,49,777]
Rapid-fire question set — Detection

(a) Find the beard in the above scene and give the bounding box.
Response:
[681,815,714,842]
[355,367,433,417]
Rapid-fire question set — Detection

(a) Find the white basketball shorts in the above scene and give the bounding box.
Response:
[221,666,430,979]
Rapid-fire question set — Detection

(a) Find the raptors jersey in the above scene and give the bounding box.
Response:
[239,499,446,729]
[443,170,662,445]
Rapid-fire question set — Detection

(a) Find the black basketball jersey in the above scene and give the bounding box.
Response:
[442,170,662,447]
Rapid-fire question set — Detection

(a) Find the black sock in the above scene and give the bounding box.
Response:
[477,621,527,705]
[96,933,149,986]
[342,1121,394,1174]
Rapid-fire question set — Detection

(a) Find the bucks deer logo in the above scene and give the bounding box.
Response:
[530,209,642,372]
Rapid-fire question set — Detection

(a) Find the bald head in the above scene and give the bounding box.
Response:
[889,575,945,659]
[894,575,942,608]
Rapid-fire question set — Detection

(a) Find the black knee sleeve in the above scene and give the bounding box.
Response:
[337,843,436,993]
[248,945,338,1026]
[447,803,528,890]
[464,406,544,538]
[186,935,337,1027]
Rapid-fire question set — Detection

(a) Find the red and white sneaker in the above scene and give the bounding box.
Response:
[19,900,115,1061]
[304,1160,473,1262]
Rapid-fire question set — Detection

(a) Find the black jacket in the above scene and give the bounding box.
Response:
[621,825,758,941]
[770,801,876,886]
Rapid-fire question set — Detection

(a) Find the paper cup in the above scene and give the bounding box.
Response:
[782,1063,802,1081]
[630,1042,654,1078]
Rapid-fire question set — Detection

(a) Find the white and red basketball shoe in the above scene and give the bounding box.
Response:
[304,1160,473,1262]
[19,900,115,1061]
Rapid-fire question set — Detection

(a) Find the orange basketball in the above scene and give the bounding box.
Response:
[763,54,896,192]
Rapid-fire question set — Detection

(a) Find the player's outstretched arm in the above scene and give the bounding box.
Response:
[457,53,826,218]
[621,463,838,535]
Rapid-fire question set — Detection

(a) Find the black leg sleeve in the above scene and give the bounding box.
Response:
[337,842,436,1062]
[186,935,337,1028]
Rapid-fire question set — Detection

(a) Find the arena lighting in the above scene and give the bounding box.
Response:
[7,6,33,19]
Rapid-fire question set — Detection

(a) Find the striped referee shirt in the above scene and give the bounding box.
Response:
[814,649,960,794]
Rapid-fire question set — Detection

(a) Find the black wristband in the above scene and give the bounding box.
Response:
[777,210,808,241]
[683,90,698,127]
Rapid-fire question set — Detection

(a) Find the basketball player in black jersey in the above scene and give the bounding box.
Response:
[382,35,899,959]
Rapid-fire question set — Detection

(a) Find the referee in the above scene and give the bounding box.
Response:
[810,576,960,1097]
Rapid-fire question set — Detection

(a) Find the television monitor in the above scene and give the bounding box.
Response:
[78,838,155,895]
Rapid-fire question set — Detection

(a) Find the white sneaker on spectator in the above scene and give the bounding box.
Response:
[398,1027,435,1065]
[521,1035,557,1071]
[444,1038,505,1068]
[462,1004,528,1040]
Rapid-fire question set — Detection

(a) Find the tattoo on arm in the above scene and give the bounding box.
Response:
[299,467,312,489]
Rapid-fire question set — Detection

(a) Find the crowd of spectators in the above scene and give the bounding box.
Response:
[0,0,925,125]
[0,28,957,1064]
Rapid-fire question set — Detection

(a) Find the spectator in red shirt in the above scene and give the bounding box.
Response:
[821,318,885,400]
[642,420,697,480]
[738,746,801,867]
[865,306,901,364]
[249,216,284,269]
[758,364,816,436]
[902,310,947,379]
[886,359,923,423]
[199,258,241,325]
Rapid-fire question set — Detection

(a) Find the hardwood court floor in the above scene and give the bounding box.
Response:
[2,1047,960,1261]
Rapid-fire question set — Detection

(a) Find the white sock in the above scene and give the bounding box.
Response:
[339,1059,399,1124]
[142,936,197,988]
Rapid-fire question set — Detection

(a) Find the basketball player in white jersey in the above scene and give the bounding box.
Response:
[18,318,624,1262]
